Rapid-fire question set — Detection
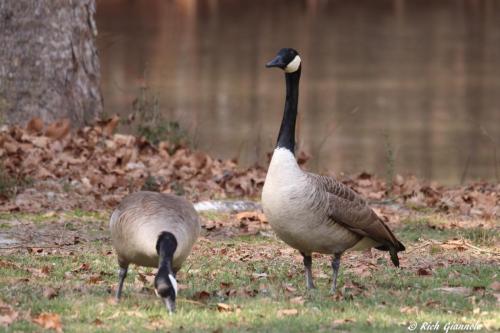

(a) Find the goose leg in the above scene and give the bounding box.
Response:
[116,265,128,301]
[301,252,315,289]
[330,253,342,294]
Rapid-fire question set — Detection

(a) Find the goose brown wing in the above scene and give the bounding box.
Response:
[308,174,404,252]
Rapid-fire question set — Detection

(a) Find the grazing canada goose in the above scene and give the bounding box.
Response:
[109,191,200,313]
[262,48,405,293]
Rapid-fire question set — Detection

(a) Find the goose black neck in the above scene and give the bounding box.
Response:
[156,232,177,276]
[276,68,301,153]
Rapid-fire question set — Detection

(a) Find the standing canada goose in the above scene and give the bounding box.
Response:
[262,48,405,293]
[109,191,200,313]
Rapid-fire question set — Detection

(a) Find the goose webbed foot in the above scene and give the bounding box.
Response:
[115,266,128,301]
[330,253,342,295]
[301,252,315,290]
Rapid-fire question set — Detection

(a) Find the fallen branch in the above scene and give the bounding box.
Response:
[0,243,79,250]
[406,238,500,256]
[178,299,206,307]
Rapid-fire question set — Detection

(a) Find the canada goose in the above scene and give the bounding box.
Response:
[109,191,200,313]
[262,48,405,293]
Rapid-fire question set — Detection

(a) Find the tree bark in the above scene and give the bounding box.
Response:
[0,0,103,127]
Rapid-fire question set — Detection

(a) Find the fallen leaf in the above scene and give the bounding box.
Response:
[33,312,63,332]
[277,308,298,317]
[417,268,432,276]
[0,301,19,327]
[216,303,233,312]
[87,274,103,284]
[92,318,103,326]
[98,115,120,136]
[177,283,188,290]
[125,310,145,318]
[26,117,44,134]
[332,318,354,328]
[252,273,268,279]
[220,281,232,289]
[106,297,118,305]
[489,281,500,292]
[45,119,70,140]
[400,306,419,314]
[235,211,267,223]
[424,299,440,307]
[193,290,211,301]
[290,296,305,305]
[434,287,472,296]
[43,287,59,299]
[72,263,90,273]
[0,260,20,269]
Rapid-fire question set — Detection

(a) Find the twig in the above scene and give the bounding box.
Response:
[406,240,432,254]
[178,299,206,307]
[461,241,500,256]
[460,149,472,184]
[315,107,359,168]
[480,125,499,182]
[406,238,500,256]
[0,243,77,250]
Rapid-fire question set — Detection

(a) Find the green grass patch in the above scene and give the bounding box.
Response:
[0,214,498,332]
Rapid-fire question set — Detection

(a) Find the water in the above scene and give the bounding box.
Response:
[96,0,500,184]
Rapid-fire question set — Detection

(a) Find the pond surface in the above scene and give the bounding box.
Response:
[96,0,500,184]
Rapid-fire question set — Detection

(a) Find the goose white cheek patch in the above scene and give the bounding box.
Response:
[285,55,301,73]
[168,274,178,296]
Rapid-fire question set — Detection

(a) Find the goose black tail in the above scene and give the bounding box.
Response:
[375,240,405,267]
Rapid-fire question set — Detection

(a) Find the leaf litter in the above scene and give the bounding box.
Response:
[0,117,499,331]
[0,117,497,225]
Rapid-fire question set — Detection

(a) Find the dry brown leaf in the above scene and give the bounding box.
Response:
[136,272,155,285]
[220,281,232,289]
[87,274,103,284]
[490,281,500,292]
[43,287,59,299]
[99,115,120,136]
[417,268,432,276]
[27,266,51,278]
[45,119,70,140]
[72,263,90,273]
[277,308,298,317]
[26,117,44,134]
[33,312,63,332]
[0,260,20,269]
[106,297,118,305]
[400,306,419,314]
[193,290,211,301]
[177,283,188,290]
[0,118,497,221]
[235,211,267,223]
[332,318,354,328]
[434,287,472,296]
[92,318,104,326]
[290,296,305,305]
[0,301,19,327]
[216,303,233,312]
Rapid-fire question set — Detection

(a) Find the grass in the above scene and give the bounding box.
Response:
[0,163,33,199]
[400,216,499,246]
[0,212,498,332]
[131,81,190,150]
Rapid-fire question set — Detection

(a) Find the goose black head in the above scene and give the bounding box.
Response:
[154,272,177,314]
[265,48,301,73]
[155,231,178,314]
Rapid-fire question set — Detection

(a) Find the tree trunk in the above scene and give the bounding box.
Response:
[0,0,103,127]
